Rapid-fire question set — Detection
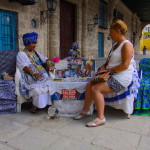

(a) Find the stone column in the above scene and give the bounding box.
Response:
[81,0,89,59]
[47,0,60,59]
[108,0,120,25]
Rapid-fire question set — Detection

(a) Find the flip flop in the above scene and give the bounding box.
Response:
[86,117,106,127]
[74,111,91,120]
[30,106,37,114]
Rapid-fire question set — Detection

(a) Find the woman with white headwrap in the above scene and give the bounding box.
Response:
[17,32,53,113]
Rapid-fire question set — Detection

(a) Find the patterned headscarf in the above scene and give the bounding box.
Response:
[22,32,38,46]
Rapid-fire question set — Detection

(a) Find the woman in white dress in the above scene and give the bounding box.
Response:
[17,32,53,113]
[74,20,135,127]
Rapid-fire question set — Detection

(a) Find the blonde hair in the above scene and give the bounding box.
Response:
[110,20,127,35]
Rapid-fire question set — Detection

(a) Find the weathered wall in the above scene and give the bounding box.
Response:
[116,1,142,54]
[48,0,83,59]
[0,0,142,59]
[86,0,99,59]
[0,0,48,56]
[97,0,142,57]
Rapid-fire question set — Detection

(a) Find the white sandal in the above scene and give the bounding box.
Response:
[74,111,91,120]
[86,117,106,127]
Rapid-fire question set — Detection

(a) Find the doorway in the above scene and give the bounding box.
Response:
[60,0,76,59]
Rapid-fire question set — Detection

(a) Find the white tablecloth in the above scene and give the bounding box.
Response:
[49,81,87,95]
[48,81,94,117]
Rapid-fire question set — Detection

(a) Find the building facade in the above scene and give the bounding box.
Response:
[0,0,143,59]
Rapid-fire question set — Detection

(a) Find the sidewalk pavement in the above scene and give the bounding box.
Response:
[0,103,150,150]
[1,54,150,150]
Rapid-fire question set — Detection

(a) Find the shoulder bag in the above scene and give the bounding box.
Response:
[91,70,110,84]
[91,48,114,84]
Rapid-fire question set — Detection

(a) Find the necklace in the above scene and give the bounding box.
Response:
[23,49,44,72]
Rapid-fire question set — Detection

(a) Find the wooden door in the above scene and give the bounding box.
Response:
[60,0,76,59]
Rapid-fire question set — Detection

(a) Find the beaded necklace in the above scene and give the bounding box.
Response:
[24,49,44,73]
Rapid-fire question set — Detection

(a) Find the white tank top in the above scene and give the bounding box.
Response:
[106,40,134,87]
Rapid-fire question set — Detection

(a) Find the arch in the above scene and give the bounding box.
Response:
[140,24,150,51]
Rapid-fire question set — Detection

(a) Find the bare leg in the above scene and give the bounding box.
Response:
[92,90,105,119]
[83,81,93,112]
[74,81,112,121]
[85,82,112,127]
[91,82,112,119]
[73,81,94,120]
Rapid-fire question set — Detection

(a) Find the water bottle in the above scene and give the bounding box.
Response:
[48,105,58,117]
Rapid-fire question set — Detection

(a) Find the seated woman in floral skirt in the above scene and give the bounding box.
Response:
[74,20,136,127]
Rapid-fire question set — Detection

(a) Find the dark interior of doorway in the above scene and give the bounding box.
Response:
[60,0,76,59]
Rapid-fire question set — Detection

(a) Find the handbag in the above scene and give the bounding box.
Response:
[91,47,114,84]
[91,71,110,84]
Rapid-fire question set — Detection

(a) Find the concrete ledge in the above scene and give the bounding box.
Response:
[94,54,150,71]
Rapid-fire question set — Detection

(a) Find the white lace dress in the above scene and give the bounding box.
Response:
[17,51,52,108]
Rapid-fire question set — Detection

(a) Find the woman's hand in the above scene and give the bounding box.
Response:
[99,64,106,72]
[47,65,54,73]
[23,66,43,80]
[46,62,54,71]
[32,72,43,80]
[95,64,107,75]
[46,59,54,71]
[95,69,109,75]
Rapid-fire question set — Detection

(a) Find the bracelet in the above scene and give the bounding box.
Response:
[32,72,36,76]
